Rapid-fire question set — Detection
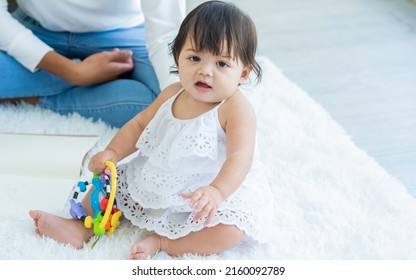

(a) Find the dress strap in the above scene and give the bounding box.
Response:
[165,87,185,108]
[213,99,226,111]
[174,87,185,97]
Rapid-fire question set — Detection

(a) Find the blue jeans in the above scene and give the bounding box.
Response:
[0,9,160,128]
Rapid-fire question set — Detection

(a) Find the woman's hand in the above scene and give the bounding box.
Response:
[181,186,224,225]
[38,48,133,86]
[71,48,133,85]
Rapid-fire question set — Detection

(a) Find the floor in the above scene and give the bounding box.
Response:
[189,0,416,195]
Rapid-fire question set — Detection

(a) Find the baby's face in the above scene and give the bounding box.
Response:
[177,37,250,104]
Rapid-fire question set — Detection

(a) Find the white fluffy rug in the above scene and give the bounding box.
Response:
[1,57,415,260]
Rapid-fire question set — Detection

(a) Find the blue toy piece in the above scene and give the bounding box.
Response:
[90,173,106,218]
[77,181,87,192]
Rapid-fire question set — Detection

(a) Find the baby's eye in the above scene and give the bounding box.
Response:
[217,61,229,68]
[189,56,200,62]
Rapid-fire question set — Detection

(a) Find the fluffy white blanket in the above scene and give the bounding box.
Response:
[1,57,415,260]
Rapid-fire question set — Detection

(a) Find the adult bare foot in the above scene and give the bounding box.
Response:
[130,234,162,260]
[29,210,91,249]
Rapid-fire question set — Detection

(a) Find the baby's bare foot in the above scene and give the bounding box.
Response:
[130,234,162,260]
[29,210,90,249]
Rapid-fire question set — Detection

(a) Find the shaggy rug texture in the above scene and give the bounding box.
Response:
[0,57,415,260]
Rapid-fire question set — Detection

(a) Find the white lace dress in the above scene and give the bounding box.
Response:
[116,89,273,243]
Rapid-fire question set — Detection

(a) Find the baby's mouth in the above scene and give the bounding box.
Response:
[195,81,211,89]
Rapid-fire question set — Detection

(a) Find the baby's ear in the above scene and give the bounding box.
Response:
[239,67,252,83]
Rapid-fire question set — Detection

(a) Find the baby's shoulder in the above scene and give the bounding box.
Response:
[159,82,183,101]
[222,91,254,114]
[218,91,256,128]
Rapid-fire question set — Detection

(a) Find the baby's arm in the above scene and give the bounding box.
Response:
[89,82,182,173]
[182,92,256,224]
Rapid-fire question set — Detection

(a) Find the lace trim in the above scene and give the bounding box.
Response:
[137,123,224,162]
[116,164,271,243]
[118,183,265,242]
[127,149,222,201]
[135,94,226,164]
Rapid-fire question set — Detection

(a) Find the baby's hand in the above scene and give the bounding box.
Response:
[88,149,118,174]
[181,186,224,225]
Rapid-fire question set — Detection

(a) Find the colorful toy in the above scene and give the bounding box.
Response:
[69,161,122,248]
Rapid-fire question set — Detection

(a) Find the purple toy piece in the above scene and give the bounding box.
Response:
[100,174,107,183]
[69,199,87,219]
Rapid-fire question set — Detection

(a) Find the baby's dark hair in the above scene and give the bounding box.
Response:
[170,1,262,82]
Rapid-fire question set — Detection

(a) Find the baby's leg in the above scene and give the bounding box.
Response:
[29,186,96,249]
[130,224,244,259]
[29,210,94,249]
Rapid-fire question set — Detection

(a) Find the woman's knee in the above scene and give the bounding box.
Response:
[100,79,157,104]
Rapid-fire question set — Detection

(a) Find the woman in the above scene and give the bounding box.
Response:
[0,0,185,127]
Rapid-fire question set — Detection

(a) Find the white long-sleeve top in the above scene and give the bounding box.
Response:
[0,0,186,89]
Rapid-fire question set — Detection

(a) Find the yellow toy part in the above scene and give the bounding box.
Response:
[84,216,92,228]
[107,210,122,235]
[98,161,118,231]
